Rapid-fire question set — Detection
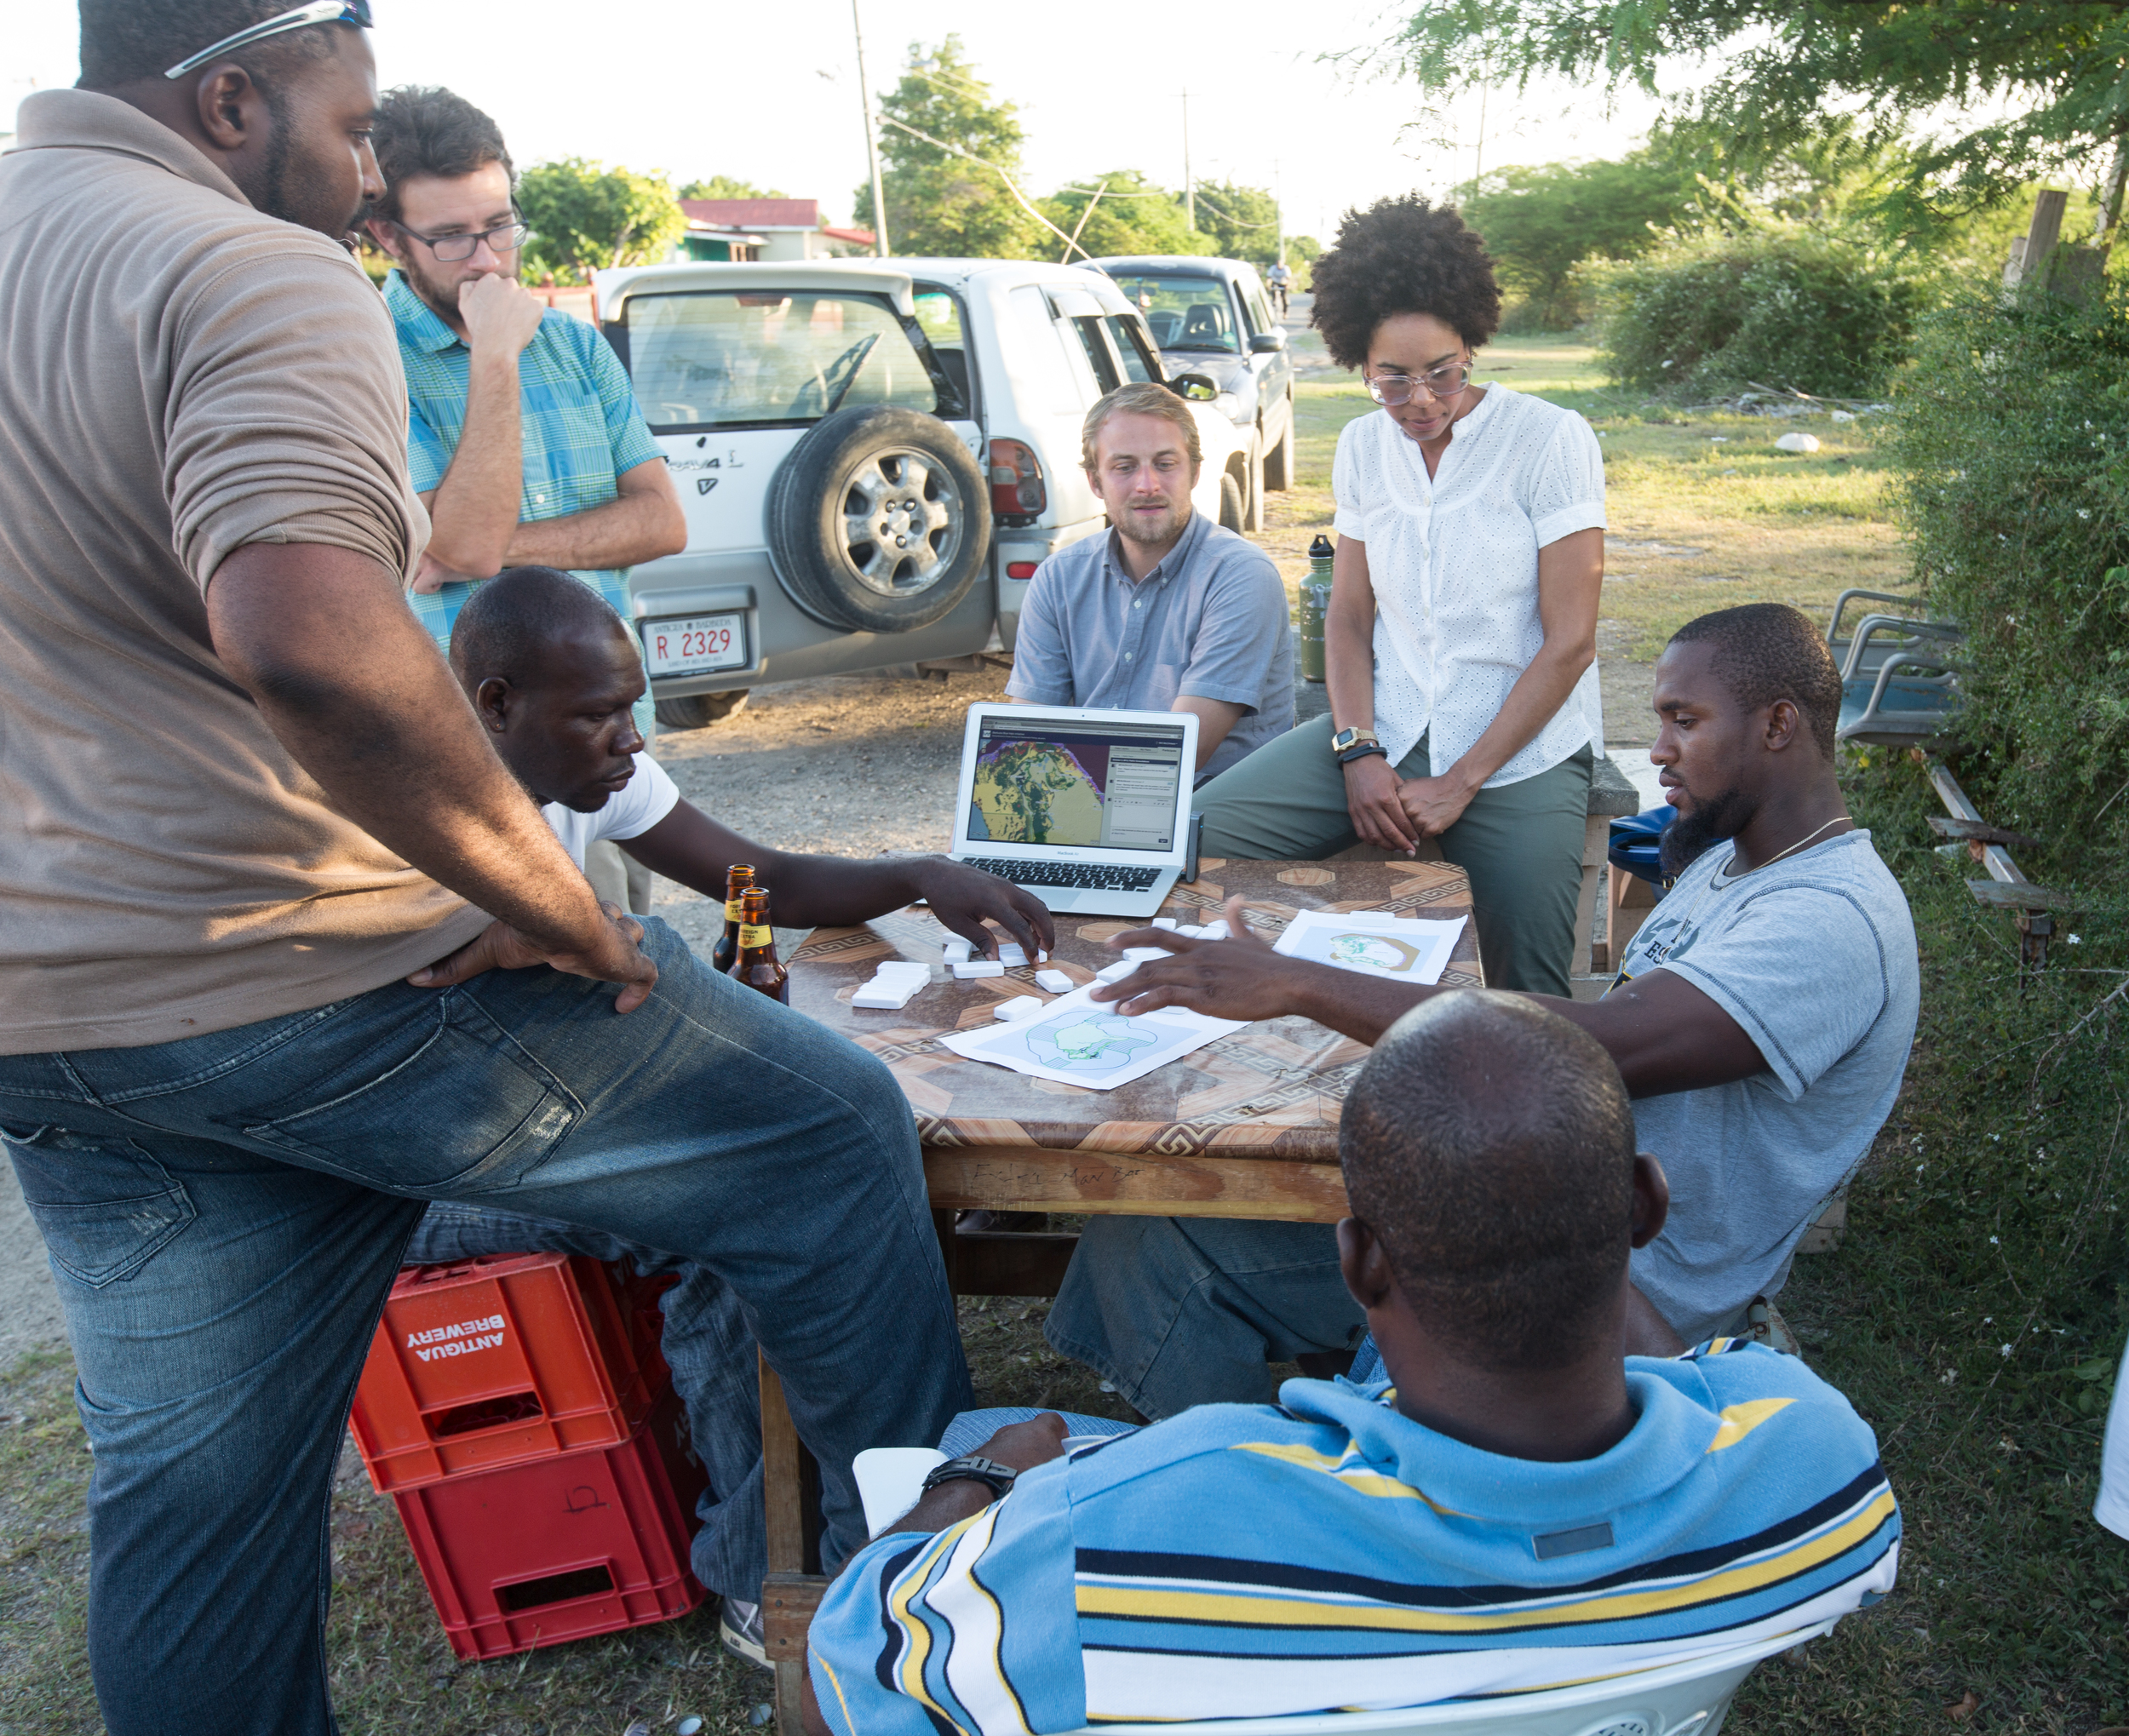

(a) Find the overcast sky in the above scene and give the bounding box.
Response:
[6,0,1676,239]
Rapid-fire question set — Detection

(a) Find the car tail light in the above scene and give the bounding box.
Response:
[988,438,1045,519]
[1005,561,1037,580]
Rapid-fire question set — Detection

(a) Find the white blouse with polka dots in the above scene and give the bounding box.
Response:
[1331,384,1608,787]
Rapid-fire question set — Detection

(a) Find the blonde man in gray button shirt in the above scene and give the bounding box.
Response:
[1007,383,1294,780]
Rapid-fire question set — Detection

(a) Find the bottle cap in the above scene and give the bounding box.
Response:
[1309,534,1334,559]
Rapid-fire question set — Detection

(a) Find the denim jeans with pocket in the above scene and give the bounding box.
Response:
[0,918,970,1736]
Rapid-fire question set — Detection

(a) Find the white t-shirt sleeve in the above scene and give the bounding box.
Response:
[1331,415,1369,540]
[593,753,681,843]
[1524,413,1608,547]
[1654,885,1890,1100]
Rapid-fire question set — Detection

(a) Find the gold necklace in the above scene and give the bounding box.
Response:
[1742,814,1851,874]
[1671,816,1853,941]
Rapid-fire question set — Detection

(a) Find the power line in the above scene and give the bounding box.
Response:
[874,112,1094,262]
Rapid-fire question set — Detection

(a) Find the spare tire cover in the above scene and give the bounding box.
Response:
[766,405,992,633]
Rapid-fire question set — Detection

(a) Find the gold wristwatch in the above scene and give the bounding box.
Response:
[1330,726,1380,756]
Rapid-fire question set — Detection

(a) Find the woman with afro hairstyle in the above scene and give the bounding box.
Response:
[1191,193,1606,997]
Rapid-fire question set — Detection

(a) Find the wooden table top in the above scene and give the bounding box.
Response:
[789,859,1480,1166]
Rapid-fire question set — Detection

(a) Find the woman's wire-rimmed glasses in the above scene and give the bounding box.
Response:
[164,0,372,79]
[1365,358,1472,407]
[395,218,531,262]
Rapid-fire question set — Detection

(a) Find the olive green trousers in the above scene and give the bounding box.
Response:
[1191,713,1594,995]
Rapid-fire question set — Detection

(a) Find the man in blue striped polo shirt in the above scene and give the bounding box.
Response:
[804,993,1898,1732]
[362,85,685,911]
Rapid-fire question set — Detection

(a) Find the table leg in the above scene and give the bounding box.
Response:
[760,1353,828,1733]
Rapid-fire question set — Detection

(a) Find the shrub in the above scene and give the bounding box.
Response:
[1885,280,2129,900]
[1590,221,1930,399]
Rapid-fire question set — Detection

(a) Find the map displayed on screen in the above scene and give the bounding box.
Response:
[970,740,1109,846]
[964,719,1185,852]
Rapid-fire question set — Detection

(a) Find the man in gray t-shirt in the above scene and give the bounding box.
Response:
[1036,602,1919,1416]
[1616,829,1917,1339]
[1007,383,1293,780]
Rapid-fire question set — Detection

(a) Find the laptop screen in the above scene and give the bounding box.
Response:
[965,715,1187,852]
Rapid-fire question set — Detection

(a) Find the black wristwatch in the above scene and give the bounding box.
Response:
[1338,743,1390,766]
[921,1454,1019,1501]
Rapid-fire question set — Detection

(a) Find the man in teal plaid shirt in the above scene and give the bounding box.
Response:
[363,85,686,912]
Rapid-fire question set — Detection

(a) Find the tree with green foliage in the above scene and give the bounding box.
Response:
[1454,146,1706,326]
[1191,180,1283,266]
[855,37,1047,259]
[1886,282,2129,889]
[1042,170,1208,261]
[1589,218,1929,398]
[678,176,789,203]
[1376,0,2129,231]
[518,159,686,283]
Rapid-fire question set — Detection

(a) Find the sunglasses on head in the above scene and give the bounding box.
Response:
[164,1,372,80]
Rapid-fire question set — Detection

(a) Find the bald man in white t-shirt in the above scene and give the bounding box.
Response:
[399,564,1051,1665]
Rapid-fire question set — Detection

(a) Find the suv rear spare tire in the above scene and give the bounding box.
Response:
[766,405,990,633]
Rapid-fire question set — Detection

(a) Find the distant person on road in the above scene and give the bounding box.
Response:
[0,7,1006,1730]
[1192,193,1606,998]
[801,994,1901,1734]
[362,83,685,914]
[403,565,1050,1666]
[1266,257,1292,315]
[1007,381,1294,781]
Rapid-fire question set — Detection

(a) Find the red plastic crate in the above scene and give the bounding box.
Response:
[353,1252,662,1493]
[392,1387,709,1659]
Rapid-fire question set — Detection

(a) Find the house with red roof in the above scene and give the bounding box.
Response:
[679,198,876,263]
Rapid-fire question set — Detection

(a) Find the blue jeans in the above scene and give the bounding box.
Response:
[1043,1216,1363,1419]
[0,918,971,1736]
[403,1202,767,1605]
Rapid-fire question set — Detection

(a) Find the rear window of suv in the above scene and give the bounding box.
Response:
[621,291,938,431]
[1107,274,1237,353]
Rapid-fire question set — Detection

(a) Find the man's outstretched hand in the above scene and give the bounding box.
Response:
[407,901,660,1013]
[1088,893,1325,1023]
[912,858,1056,963]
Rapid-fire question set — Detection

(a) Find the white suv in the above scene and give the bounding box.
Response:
[593,257,1251,727]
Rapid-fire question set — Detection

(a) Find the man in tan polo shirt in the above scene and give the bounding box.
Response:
[0,8,973,1730]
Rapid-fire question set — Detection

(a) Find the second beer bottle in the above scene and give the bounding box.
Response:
[712,862,757,975]
[730,885,789,1004]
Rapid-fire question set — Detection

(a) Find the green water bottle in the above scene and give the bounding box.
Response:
[1298,534,1334,683]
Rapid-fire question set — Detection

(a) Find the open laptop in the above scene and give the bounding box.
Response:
[950,703,1199,917]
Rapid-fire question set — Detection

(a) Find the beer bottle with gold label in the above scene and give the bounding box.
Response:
[731,885,789,1004]
[712,862,756,975]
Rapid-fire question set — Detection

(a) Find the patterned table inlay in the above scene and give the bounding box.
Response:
[790,860,1480,1162]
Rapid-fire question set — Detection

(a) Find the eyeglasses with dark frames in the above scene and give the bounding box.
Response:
[164,1,372,80]
[1365,358,1473,407]
[395,218,531,263]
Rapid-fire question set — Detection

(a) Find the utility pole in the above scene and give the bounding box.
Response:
[1472,84,1487,189]
[852,0,889,257]
[1275,156,1284,267]
[1182,87,1195,230]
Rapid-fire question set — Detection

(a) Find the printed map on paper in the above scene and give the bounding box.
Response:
[1271,909,1466,985]
[940,984,1245,1090]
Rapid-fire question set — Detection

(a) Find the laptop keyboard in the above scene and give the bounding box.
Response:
[961,857,1162,892]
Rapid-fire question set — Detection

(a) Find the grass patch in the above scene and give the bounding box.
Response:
[0,1300,1139,1734]
[1727,750,2129,1733]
